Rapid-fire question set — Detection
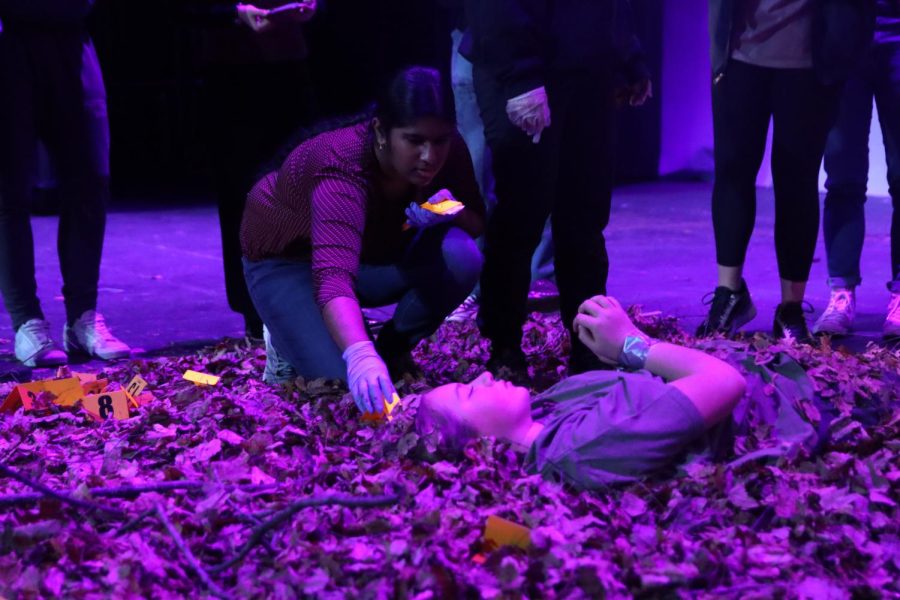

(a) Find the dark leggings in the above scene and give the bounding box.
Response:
[712,59,841,282]
[0,30,109,330]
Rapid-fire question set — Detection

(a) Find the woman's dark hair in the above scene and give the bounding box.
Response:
[374,66,455,131]
[258,66,453,178]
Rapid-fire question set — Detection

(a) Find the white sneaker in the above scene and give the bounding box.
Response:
[262,325,297,384]
[813,288,856,336]
[63,310,130,360]
[15,318,68,367]
[885,293,900,339]
[445,294,479,323]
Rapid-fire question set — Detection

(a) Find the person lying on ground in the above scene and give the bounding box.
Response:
[415,295,746,488]
[241,66,486,414]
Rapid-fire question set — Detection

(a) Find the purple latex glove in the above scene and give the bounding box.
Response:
[342,340,396,414]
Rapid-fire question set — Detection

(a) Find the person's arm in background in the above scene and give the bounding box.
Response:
[574,296,745,427]
[612,0,653,107]
[0,0,94,26]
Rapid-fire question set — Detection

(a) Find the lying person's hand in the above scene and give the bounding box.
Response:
[342,340,396,414]
[573,295,643,364]
[236,3,272,32]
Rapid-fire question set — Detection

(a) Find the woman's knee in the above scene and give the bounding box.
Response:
[441,227,483,285]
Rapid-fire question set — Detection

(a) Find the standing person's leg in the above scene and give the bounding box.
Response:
[698,60,772,336]
[204,65,267,339]
[0,33,43,331]
[815,63,873,335]
[45,36,129,359]
[0,32,66,366]
[770,68,842,342]
[363,225,482,376]
[474,66,556,372]
[550,75,615,373]
[873,40,900,336]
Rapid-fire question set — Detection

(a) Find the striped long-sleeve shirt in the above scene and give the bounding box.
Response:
[240,121,483,309]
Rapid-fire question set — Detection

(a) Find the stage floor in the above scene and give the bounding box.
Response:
[1,182,895,379]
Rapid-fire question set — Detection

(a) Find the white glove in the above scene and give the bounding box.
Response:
[506,86,551,144]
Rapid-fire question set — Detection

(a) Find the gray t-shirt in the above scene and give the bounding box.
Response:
[523,370,705,490]
[731,0,814,69]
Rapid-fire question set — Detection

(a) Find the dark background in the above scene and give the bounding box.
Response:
[85,0,662,200]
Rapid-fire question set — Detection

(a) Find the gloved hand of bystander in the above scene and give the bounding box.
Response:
[506,86,551,143]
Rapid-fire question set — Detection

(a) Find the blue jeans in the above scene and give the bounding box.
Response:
[823,37,900,293]
[243,226,482,380]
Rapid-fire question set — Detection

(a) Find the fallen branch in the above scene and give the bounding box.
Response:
[116,508,157,536]
[209,487,403,573]
[155,504,231,600]
[0,480,279,506]
[0,462,124,517]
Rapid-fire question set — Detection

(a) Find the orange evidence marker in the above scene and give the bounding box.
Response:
[81,391,131,421]
[360,393,402,423]
[1,377,84,412]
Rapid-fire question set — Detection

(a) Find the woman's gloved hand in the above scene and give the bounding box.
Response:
[506,86,551,144]
[342,340,396,414]
[404,189,463,229]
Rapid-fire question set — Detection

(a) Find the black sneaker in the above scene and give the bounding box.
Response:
[696,279,757,336]
[773,302,814,345]
[486,345,528,382]
[374,320,422,380]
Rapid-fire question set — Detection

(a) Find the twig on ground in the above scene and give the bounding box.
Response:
[155,503,231,600]
[209,487,403,573]
[115,507,158,536]
[0,462,124,517]
[0,480,279,506]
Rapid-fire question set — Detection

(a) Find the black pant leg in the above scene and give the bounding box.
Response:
[41,35,110,323]
[0,32,44,330]
[473,66,557,348]
[550,75,615,356]
[770,69,842,282]
[203,62,314,323]
[711,60,773,268]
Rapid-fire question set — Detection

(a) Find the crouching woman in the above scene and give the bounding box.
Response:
[416,296,746,488]
[241,67,485,414]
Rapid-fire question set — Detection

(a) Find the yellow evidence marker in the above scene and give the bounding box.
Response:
[360,392,402,423]
[183,370,220,386]
[420,198,464,216]
[124,374,149,407]
[472,515,532,564]
[81,390,131,421]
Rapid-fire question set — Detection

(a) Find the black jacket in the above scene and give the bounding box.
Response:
[463,0,648,99]
[0,0,94,28]
[709,0,876,85]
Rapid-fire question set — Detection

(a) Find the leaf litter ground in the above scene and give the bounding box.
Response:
[1,309,898,599]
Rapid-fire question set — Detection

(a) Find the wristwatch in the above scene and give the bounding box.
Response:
[618,332,658,370]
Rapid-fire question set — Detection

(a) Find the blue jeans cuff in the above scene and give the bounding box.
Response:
[827,276,861,289]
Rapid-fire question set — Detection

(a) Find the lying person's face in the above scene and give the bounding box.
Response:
[387,117,454,187]
[420,371,532,440]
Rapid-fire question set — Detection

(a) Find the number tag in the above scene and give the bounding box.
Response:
[124,375,148,407]
[81,391,130,421]
[183,370,220,386]
[1,377,83,411]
